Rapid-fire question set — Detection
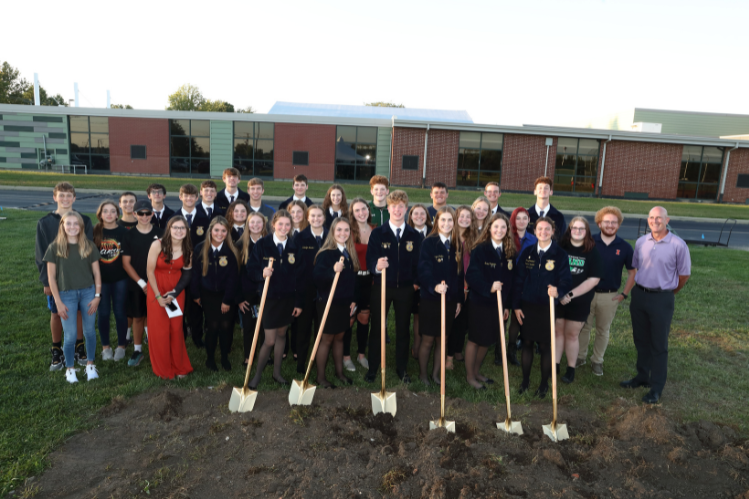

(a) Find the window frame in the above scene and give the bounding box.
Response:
[334,126,377,182]
[456,132,503,188]
[231,122,274,178]
[169,120,211,177]
[67,116,110,172]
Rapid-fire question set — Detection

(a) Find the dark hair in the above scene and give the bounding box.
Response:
[93,199,120,247]
[322,184,349,218]
[426,206,462,274]
[293,174,308,184]
[119,191,137,202]
[560,216,596,252]
[287,200,309,231]
[407,203,433,232]
[223,167,240,178]
[347,198,371,244]
[473,213,516,260]
[226,200,249,227]
[179,184,199,196]
[200,180,218,190]
[162,216,193,266]
[431,182,448,192]
[147,183,166,195]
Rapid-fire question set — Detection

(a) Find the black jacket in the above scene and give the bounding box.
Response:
[190,241,239,305]
[324,208,347,229]
[295,226,328,290]
[216,188,250,213]
[512,241,573,309]
[150,205,175,230]
[465,240,514,308]
[196,203,224,221]
[235,238,258,304]
[169,209,211,248]
[248,234,306,308]
[366,223,421,288]
[528,204,566,240]
[279,196,315,211]
[35,210,94,286]
[418,235,465,303]
[313,248,357,306]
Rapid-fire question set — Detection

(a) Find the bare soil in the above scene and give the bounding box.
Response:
[26,386,749,498]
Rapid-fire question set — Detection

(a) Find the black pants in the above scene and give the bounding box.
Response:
[629,286,675,394]
[201,289,236,361]
[184,287,204,343]
[295,284,318,372]
[367,284,414,377]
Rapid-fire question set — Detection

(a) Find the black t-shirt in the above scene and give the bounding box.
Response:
[562,242,603,302]
[122,225,163,290]
[118,219,138,230]
[98,226,129,283]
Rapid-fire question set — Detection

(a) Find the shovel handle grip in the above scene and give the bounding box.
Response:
[242,258,274,388]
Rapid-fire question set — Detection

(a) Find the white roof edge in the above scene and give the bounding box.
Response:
[636,107,749,119]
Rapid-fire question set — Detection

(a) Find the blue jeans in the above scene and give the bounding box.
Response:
[59,285,97,368]
[98,279,128,347]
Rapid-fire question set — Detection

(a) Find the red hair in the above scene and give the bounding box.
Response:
[510,207,529,252]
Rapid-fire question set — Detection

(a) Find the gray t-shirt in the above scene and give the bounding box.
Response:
[43,242,101,291]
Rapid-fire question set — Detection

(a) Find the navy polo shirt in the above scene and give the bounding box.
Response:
[592,232,634,291]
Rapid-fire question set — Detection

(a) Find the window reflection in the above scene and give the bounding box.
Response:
[335,126,378,181]
[456,132,503,187]
[553,138,599,194]
[678,145,723,200]
[230,122,275,178]
[68,117,109,171]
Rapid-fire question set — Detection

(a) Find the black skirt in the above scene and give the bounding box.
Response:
[127,287,147,318]
[355,274,373,311]
[261,295,295,329]
[316,301,352,335]
[420,298,457,339]
[468,300,500,347]
[519,300,552,346]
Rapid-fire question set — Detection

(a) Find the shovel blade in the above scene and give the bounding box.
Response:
[229,386,257,413]
[497,419,524,435]
[289,379,316,406]
[542,423,569,442]
[371,391,397,416]
[429,419,456,433]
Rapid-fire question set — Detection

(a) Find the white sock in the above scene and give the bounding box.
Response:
[135,344,142,352]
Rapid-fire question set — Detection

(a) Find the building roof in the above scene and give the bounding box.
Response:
[268,101,473,123]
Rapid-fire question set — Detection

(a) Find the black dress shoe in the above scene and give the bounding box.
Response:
[399,373,412,384]
[518,384,529,395]
[364,371,376,383]
[337,375,353,386]
[474,384,487,391]
[193,337,205,348]
[205,359,218,372]
[483,378,495,385]
[642,390,661,404]
[620,378,651,389]
[221,359,232,372]
[535,385,549,399]
[296,365,306,375]
[506,350,520,367]
[273,376,289,387]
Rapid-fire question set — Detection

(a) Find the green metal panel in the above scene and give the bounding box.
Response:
[376,127,391,178]
[210,121,233,177]
[633,109,749,138]
[0,112,70,169]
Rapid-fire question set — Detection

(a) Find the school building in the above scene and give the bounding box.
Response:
[1,102,749,204]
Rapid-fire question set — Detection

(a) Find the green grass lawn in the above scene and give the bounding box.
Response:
[1,209,748,496]
[2,170,749,219]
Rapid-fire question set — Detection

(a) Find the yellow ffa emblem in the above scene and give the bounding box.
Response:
[218,256,228,267]
[196,226,204,236]
[382,242,391,249]
[406,241,414,252]
[435,255,444,263]
[507,260,513,271]
[288,253,296,264]
[545,260,555,271]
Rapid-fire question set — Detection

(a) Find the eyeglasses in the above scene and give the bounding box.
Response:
[571,227,587,232]
[601,221,619,225]
[172,226,187,231]
[136,211,153,217]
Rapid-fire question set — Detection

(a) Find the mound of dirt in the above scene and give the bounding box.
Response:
[27,387,749,498]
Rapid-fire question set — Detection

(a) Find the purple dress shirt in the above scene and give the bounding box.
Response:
[632,231,691,290]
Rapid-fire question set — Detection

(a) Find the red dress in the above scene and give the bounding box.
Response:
[147,254,193,379]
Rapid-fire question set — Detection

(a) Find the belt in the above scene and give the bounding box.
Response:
[357,270,370,276]
[636,284,670,293]
[595,289,619,293]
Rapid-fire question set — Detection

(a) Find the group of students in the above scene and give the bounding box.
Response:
[37,170,637,399]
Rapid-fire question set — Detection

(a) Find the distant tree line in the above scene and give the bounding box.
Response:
[0,61,67,106]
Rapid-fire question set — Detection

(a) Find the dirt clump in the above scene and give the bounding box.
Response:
[32,386,748,498]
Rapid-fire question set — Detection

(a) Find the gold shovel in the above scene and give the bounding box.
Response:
[371,267,397,416]
[495,291,523,435]
[229,258,274,413]
[430,282,455,432]
[542,294,569,442]
[289,257,345,406]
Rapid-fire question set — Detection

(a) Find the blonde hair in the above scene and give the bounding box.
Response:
[240,211,268,265]
[54,211,95,259]
[201,217,239,276]
[314,217,360,272]
[386,190,409,206]
[455,205,479,250]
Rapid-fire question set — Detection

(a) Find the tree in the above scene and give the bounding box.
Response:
[110,103,133,109]
[22,85,68,106]
[201,99,234,113]
[365,101,405,108]
[0,61,29,104]
[236,106,255,114]
[166,84,206,111]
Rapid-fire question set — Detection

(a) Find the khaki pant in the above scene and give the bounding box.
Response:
[578,291,621,364]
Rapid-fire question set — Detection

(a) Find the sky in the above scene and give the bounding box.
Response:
[4,0,747,127]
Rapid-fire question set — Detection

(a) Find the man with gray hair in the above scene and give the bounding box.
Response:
[621,207,691,404]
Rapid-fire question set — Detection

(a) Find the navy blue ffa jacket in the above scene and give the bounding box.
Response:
[248,234,306,308]
[313,248,357,306]
[151,205,175,230]
[235,238,258,304]
[512,241,573,309]
[418,235,465,303]
[528,204,566,240]
[216,188,250,213]
[295,226,328,290]
[366,223,421,289]
[190,241,239,305]
[169,210,211,248]
[196,203,224,221]
[324,208,347,230]
[279,196,315,211]
[465,240,514,308]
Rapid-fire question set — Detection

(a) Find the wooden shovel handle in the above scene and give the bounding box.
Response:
[549,295,558,424]
[440,281,446,419]
[242,258,274,389]
[497,290,512,420]
[303,257,345,384]
[381,267,387,393]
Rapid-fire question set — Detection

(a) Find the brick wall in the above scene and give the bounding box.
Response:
[390,127,426,187]
[599,141,682,199]
[722,148,749,203]
[273,123,336,181]
[389,128,460,187]
[501,134,557,192]
[109,117,170,175]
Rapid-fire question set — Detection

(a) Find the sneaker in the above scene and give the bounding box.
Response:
[358,357,369,369]
[75,341,87,366]
[113,347,126,362]
[66,368,79,384]
[101,348,114,361]
[86,364,99,381]
[50,347,65,372]
[128,350,144,367]
[592,362,604,376]
[343,359,356,372]
[575,357,587,368]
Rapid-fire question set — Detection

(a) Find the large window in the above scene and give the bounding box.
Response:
[170,120,210,176]
[456,132,503,187]
[335,126,377,181]
[233,122,274,177]
[678,146,723,199]
[554,138,599,194]
[69,116,109,172]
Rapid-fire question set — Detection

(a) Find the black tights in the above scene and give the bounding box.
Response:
[316,332,346,386]
[249,326,287,388]
[521,338,551,389]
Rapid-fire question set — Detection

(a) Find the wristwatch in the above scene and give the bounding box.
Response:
[621,292,628,299]
[94,293,101,298]
[567,291,574,298]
